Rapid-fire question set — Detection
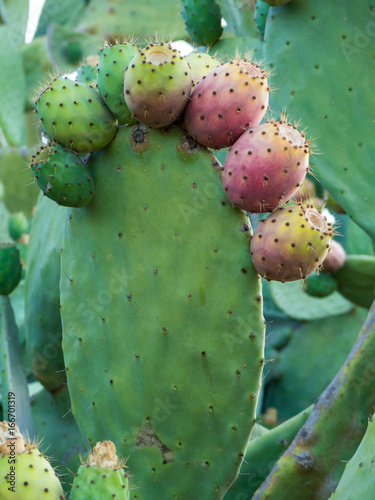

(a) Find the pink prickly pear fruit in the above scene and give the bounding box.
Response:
[321,239,346,273]
[222,120,310,213]
[250,202,333,282]
[183,57,269,149]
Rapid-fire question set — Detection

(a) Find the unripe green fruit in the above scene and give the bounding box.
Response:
[8,212,29,241]
[31,142,95,207]
[97,42,139,124]
[0,243,22,295]
[181,0,223,46]
[35,77,118,153]
[303,272,338,298]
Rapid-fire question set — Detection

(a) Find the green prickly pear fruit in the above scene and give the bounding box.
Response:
[183,57,269,149]
[302,272,338,298]
[250,202,332,282]
[181,0,223,46]
[0,422,65,499]
[30,142,95,207]
[222,119,310,213]
[97,42,139,124]
[0,243,22,295]
[76,56,100,86]
[35,76,118,153]
[70,440,129,500]
[124,43,192,127]
[185,51,220,90]
[322,239,346,273]
[8,212,29,242]
[254,0,270,41]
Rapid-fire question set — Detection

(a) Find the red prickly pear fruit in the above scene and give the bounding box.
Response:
[124,43,192,128]
[183,58,269,149]
[250,203,333,282]
[222,120,310,213]
[322,239,346,273]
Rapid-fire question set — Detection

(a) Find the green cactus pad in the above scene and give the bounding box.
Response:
[25,195,66,391]
[31,142,95,208]
[0,243,22,295]
[226,405,312,499]
[7,212,28,242]
[329,414,375,500]
[71,441,129,499]
[0,446,65,499]
[60,124,265,499]
[181,0,223,46]
[264,0,375,239]
[263,307,368,421]
[97,42,138,124]
[268,279,353,320]
[333,255,375,309]
[35,77,118,153]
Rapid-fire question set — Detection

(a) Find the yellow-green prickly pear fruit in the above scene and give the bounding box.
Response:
[0,422,65,499]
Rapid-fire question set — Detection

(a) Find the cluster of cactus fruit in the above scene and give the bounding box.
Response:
[32,39,333,284]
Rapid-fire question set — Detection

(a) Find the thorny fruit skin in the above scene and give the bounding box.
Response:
[183,59,269,149]
[250,203,332,282]
[185,52,220,91]
[181,0,223,46]
[97,42,139,124]
[222,120,310,213]
[124,43,192,128]
[30,142,95,208]
[35,76,118,153]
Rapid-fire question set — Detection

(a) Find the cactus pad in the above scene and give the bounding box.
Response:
[60,124,265,499]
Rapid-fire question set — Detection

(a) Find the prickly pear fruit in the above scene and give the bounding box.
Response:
[97,42,138,124]
[185,51,220,90]
[250,203,332,282]
[8,212,29,242]
[222,120,309,213]
[35,76,118,153]
[322,239,346,273]
[124,43,192,127]
[70,441,129,500]
[303,272,338,298]
[183,58,269,149]
[31,142,94,207]
[181,0,223,46]
[0,244,22,295]
[0,422,65,499]
[76,56,99,86]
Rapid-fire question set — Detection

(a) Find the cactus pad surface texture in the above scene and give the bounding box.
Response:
[60,124,265,499]
[264,0,375,239]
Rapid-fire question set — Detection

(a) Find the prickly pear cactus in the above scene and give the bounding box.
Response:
[60,124,265,498]
[181,0,223,46]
